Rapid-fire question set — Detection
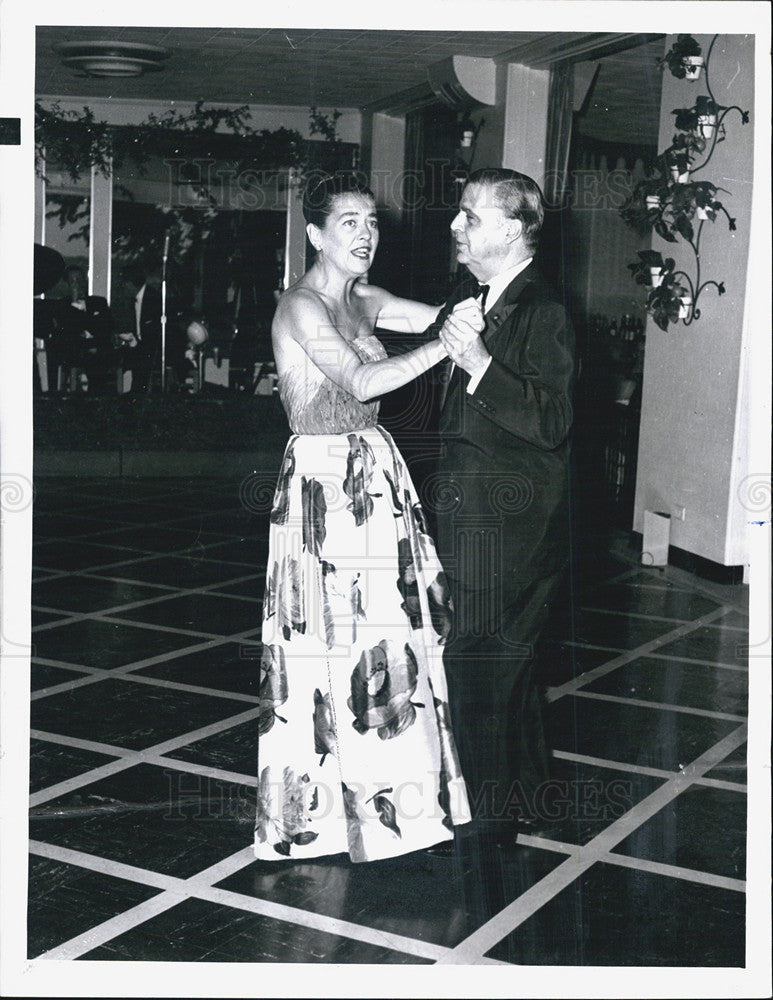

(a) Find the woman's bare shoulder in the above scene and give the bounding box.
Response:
[353,281,388,304]
[275,282,329,324]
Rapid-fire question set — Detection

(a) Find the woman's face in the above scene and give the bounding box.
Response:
[309,193,379,276]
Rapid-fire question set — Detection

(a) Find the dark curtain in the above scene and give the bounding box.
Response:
[403,108,426,301]
[540,61,575,298]
[544,61,575,207]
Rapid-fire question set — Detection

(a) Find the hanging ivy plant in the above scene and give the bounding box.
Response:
[35,100,351,186]
[622,34,749,329]
[36,102,353,268]
[309,106,342,144]
[620,172,671,237]
[626,251,709,333]
[659,34,703,79]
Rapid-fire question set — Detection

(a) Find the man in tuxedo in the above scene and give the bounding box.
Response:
[118,262,163,393]
[53,265,115,395]
[430,168,574,846]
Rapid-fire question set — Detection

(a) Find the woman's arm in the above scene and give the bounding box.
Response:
[358,284,441,334]
[276,288,446,402]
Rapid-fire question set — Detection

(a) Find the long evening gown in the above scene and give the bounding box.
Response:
[254,334,471,862]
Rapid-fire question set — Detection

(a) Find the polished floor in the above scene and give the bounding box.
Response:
[27,476,750,966]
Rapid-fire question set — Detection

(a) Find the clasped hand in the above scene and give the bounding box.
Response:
[439,297,488,377]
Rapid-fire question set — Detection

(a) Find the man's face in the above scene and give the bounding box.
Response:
[67,270,87,301]
[450,182,516,282]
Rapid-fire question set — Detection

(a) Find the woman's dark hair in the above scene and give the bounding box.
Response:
[302,172,375,228]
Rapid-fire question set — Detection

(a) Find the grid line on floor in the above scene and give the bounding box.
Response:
[30,624,262,702]
[29,715,746,964]
[569,689,746,723]
[552,749,747,794]
[27,477,749,967]
[29,707,261,807]
[515,835,746,892]
[547,604,736,703]
[30,841,497,965]
[435,722,748,963]
[31,572,262,632]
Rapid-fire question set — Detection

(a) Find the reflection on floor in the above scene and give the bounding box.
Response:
[28,478,748,965]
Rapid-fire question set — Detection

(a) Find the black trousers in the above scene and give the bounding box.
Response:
[443,567,564,825]
[80,346,115,396]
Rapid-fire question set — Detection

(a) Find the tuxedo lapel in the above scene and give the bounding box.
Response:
[483,261,537,340]
[439,263,537,412]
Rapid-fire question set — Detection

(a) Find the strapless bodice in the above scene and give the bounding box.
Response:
[277,334,387,435]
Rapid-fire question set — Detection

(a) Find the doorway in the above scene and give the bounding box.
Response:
[566,37,664,532]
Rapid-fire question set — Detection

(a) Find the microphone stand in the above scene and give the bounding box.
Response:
[161,233,170,392]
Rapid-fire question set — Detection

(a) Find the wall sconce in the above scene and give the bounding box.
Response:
[459,116,477,149]
[457,114,484,152]
[454,114,484,184]
[622,34,749,330]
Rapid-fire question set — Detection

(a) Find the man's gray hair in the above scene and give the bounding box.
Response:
[467,168,545,252]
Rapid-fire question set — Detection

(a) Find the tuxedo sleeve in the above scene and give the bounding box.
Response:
[422,277,480,340]
[467,297,574,450]
[86,297,114,340]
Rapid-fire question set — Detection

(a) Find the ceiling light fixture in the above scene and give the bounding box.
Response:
[53,41,170,78]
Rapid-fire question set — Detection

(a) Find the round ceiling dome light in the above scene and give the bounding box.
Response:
[53,41,170,78]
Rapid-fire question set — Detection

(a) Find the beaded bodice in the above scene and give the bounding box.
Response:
[277,334,387,434]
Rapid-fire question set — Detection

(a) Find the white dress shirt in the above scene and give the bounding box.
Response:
[134,284,146,340]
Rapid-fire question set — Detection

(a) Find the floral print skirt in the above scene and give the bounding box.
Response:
[256,425,471,862]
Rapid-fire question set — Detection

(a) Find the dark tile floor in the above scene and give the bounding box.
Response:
[26,477,752,968]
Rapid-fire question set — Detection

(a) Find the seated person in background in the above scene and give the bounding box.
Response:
[33,297,58,396]
[33,242,65,394]
[52,265,115,395]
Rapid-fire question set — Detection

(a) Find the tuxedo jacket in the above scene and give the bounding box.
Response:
[55,295,113,349]
[430,262,574,591]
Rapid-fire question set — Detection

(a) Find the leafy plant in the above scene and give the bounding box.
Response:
[35,100,347,186]
[45,193,91,244]
[667,129,707,163]
[627,250,725,331]
[647,276,692,331]
[660,34,703,79]
[308,107,342,144]
[667,180,735,240]
[627,250,675,287]
[625,34,747,329]
[671,99,719,135]
[36,101,353,271]
[628,252,688,331]
[620,174,671,237]
[671,105,701,132]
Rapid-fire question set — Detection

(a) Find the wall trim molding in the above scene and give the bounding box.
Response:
[631,532,746,584]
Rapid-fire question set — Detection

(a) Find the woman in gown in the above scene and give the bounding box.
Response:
[255,174,475,863]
